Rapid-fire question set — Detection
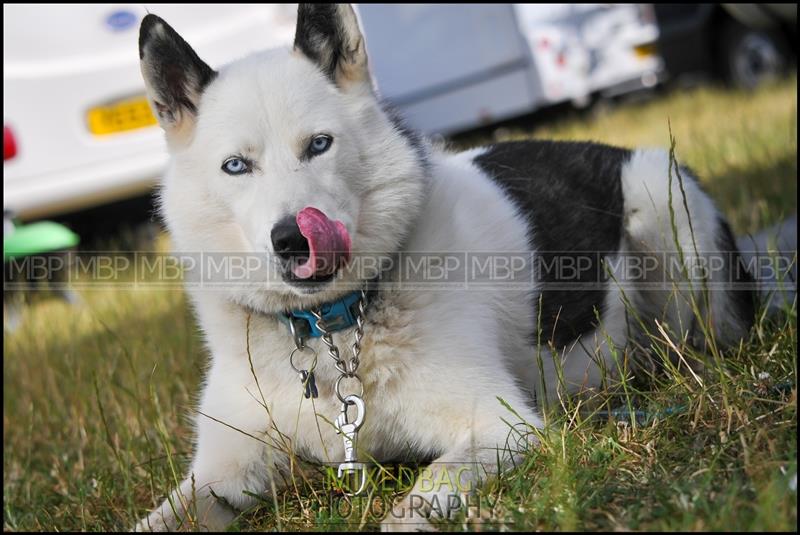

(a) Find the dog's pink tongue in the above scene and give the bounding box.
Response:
[293,207,352,279]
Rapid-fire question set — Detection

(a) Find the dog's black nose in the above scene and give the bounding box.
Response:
[270,216,309,262]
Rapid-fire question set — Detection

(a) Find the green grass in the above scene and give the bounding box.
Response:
[4,78,797,532]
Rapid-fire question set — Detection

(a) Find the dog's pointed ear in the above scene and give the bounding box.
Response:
[293,4,370,90]
[139,14,216,143]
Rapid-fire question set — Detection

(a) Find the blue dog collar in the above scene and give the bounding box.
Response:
[279,290,365,341]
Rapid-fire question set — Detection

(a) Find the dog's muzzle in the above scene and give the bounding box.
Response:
[271,207,351,283]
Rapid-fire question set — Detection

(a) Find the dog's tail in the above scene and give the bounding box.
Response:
[737,215,797,313]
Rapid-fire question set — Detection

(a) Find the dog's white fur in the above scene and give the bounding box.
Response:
[135,5,753,531]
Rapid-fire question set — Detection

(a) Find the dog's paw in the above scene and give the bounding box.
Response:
[380,517,437,532]
[133,510,230,532]
[132,508,183,532]
[132,514,168,532]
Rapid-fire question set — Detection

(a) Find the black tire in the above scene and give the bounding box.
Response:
[720,20,788,89]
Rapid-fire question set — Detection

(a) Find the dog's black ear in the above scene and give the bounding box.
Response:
[293,4,370,89]
[139,14,216,143]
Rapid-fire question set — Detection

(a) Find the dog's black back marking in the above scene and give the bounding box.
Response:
[474,140,629,347]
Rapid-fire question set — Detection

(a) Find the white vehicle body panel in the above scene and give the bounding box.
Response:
[3,4,297,220]
[516,4,662,105]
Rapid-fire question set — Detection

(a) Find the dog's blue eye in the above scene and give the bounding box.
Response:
[308,135,333,157]
[222,157,249,175]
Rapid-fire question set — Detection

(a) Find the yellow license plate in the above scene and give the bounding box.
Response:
[634,43,657,58]
[87,96,158,136]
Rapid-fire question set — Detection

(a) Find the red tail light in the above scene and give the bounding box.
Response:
[4,126,18,161]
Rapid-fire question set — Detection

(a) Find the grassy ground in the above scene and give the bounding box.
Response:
[3,78,797,531]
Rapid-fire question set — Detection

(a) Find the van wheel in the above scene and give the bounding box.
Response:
[721,21,786,89]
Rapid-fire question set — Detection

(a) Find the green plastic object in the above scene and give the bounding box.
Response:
[4,221,80,261]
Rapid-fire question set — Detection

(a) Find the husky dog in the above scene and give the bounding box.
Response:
[135,4,756,531]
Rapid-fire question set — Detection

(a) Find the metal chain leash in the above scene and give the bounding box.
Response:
[309,287,369,495]
[310,288,367,403]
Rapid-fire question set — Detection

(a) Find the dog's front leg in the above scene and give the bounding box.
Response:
[134,413,284,531]
[134,472,240,532]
